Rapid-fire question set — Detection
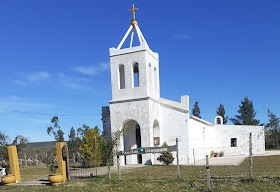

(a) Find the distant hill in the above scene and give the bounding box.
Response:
[26,141,56,150]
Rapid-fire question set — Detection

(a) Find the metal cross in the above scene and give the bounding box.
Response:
[129,4,138,20]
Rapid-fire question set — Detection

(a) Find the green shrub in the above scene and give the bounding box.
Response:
[5,167,10,175]
[49,165,57,174]
[157,142,174,165]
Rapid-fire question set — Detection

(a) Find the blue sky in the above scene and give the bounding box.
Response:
[0,1,279,142]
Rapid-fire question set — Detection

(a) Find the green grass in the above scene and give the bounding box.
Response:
[19,165,50,181]
[1,155,280,191]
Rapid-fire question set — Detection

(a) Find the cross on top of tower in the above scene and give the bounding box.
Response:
[129,4,138,20]
[129,4,139,26]
[115,4,149,50]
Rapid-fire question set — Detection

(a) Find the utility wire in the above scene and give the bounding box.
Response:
[0,108,100,117]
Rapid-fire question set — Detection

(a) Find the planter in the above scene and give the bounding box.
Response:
[219,154,224,157]
[210,154,214,157]
[1,174,16,185]
[48,173,64,186]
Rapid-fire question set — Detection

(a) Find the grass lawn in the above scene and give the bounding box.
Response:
[1,155,279,191]
[19,165,50,182]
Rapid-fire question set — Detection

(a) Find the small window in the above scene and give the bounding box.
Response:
[154,137,160,145]
[119,64,125,89]
[133,63,139,87]
[231,138,237,147]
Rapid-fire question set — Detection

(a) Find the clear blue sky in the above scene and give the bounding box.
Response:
[0,1,279,142]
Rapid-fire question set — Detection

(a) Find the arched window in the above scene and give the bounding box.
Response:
[214,116,223,125]
[119,64,125,89]
[133,63,139,87]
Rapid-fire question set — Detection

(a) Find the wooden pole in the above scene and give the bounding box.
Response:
[95,136,97,176]
[249,132,253,176]
[64,143,71,181]
[117,156,121,181]
[206,155,211,190]
[176,138,180,180]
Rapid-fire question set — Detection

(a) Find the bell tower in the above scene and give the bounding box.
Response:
[109,4,160,102]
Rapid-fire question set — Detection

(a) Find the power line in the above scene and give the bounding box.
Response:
[0,108,100,117]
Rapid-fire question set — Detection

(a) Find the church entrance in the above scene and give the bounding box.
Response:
[123,120,142,165]
[136,124,142,164]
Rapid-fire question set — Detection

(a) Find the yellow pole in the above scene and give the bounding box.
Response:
[7,146,21,183]
[56,142,67,182]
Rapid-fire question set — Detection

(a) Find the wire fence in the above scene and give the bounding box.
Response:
[68,148,103,178]
[184,144,280,179]
[1,141,279,181]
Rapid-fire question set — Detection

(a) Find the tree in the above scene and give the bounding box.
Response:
[0,131,9,161]
[47,116,64,142]
[265,109,280,146]
[11,135,29,154]
[68,127,80,149]
[102,127,128,179]
[80,126,102,170]
[216,103,228,124]
[230,97,260,125]
[157,142,174,165]
[192,101,201,118]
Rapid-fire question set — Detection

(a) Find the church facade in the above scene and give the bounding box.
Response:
[102,6,265,165]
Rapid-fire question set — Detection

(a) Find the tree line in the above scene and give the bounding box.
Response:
[192,97,280,147]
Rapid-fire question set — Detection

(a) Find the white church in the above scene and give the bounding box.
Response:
[102,5,265,165]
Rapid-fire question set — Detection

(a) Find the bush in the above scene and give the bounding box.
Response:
[49,165,57,174]
[157,142,174,165]
[5,167,10,175]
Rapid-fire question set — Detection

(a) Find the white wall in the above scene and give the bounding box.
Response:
[110,99,152,165]
[188,118,265,163]
[109,43,159,101]
[160,104,189,165]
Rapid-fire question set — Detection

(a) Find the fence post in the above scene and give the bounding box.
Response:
[117,156,121,181]
[73,152,75,163]
[249,132,253,176]
[176,138,180,180]
[24,153,27,167]
[193,148,197,178]
[206,155,211,190]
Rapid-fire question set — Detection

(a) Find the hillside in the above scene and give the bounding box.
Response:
[26,141,56,150]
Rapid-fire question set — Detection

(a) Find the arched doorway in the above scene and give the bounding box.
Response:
[123,120,142,164]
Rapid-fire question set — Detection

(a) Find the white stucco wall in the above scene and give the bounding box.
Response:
[109,98,154,165]
[159,101,189,165]
[188,117,265,163]
[109,42,159,101]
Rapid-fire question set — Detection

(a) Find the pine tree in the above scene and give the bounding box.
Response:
[68,127,79,149]
[265,109,280,146]
[192,101,201,118]
[230,97,260,125]
[216,103,228,124]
